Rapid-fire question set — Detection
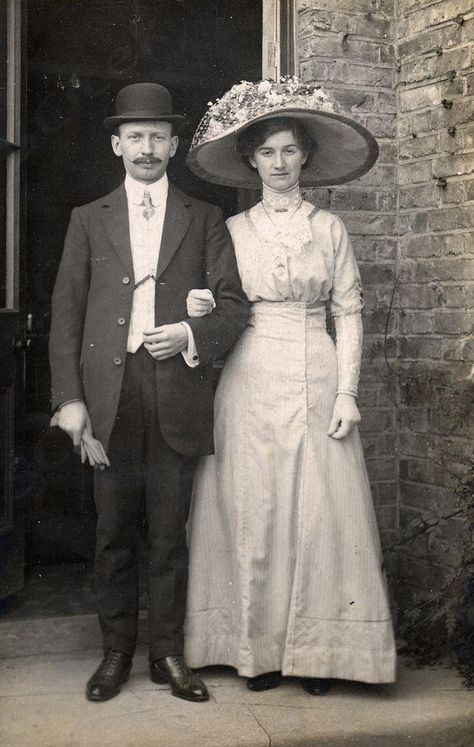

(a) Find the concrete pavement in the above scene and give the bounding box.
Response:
[0,648,473,746]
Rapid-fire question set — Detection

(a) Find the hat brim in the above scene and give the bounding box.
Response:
[187,109,378,188]
[104,114,186,132]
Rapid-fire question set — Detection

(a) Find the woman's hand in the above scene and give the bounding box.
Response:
[187,288,216,317]
[327,393,361,440]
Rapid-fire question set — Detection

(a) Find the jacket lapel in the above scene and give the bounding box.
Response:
[156,185,192,279]
[100,184,134,278]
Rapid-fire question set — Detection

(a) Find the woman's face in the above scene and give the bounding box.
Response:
[249,129,307,192]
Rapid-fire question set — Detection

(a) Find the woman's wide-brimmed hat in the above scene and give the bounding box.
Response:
[187,79,378,188]
[104,82,186,132]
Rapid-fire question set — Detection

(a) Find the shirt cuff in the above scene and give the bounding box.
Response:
[180,322,200,368]
[57,399,83,410]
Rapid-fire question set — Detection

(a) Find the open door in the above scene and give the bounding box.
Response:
[1,0,296,616]
[0,0,24,600]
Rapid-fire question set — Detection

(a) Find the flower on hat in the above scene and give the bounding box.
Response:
[191,78,337,150]
[257,80,272,94]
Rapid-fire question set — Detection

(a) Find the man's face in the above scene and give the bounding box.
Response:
[111,121,178,184]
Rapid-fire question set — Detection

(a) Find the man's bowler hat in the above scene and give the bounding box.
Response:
[104,82,186,132]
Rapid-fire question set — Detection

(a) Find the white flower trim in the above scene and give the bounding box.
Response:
[191,78,337,149]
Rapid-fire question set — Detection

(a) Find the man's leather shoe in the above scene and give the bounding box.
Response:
[247,671,282,691]
[86,650,132,702]
[300,677,331,695]
[150,656,209,702]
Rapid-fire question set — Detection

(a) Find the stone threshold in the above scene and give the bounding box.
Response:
[0,610,148,659]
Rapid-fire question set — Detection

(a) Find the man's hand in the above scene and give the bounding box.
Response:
[54,400,90,446]
[327,393,361,440]
[143,323,188,360]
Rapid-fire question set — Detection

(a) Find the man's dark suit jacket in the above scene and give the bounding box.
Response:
[49,182,249,456]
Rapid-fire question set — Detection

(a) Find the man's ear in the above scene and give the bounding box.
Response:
[170,135,179,158]
[111,134,121,157]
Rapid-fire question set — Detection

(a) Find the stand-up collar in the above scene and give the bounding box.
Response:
[125,172,169,206]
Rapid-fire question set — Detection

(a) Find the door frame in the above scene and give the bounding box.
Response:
[262,0,297,80]
[2,0,21,313]
[0,0,24,601]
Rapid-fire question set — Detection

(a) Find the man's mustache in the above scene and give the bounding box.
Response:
[133,157,162,164]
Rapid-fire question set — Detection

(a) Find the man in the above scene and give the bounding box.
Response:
[49,83,248,703]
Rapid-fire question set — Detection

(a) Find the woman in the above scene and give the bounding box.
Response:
[184,79,396,694]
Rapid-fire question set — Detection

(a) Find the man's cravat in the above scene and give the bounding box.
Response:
[142,189,155,221]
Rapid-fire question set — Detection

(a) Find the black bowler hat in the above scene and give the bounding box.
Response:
[104,82,186,132]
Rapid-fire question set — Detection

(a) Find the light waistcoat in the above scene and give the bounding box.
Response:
[125,173,168,353]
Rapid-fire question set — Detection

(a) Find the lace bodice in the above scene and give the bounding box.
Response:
[226,186,364,395]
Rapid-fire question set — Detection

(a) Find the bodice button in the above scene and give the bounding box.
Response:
[113,357,122,366]
[122,276,130,285]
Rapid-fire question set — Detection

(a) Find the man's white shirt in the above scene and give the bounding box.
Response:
[125,173,198,366]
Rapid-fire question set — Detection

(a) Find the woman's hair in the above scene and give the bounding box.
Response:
[236,117,316,173]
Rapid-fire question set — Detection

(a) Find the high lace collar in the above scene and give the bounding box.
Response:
[261,183,301,213]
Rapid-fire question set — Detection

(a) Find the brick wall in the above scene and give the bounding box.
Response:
[297,0,399,547]
[396,0,473,598]
[296,0,473,617]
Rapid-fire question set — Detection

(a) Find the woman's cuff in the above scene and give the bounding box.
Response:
[334,312,362,397]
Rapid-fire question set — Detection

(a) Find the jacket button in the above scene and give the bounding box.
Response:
[122,276,130,284]
[117,317,126,325]
[113,357,122,366]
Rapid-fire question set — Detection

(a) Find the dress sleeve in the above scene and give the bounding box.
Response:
[329,215,364,396]
[335,312,363,397]
[329,216,364,318]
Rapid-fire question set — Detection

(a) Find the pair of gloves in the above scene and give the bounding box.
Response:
[51,289,216,468]
[50,408,111,469]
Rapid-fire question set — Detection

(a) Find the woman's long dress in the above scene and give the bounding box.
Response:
[185,192,396,683]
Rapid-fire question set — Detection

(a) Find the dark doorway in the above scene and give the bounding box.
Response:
[9,0,261,618]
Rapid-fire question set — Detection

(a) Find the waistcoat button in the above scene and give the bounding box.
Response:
[122,276,130,285]
[118,318,126,325]
[113,357,122,366]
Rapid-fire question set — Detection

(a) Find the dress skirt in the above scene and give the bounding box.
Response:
[185,301,396,683]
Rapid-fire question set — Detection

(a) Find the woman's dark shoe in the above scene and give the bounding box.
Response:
[86,650,132,702]
[300,677,331,695]
[150,655,209,702]
[247,671,282,691]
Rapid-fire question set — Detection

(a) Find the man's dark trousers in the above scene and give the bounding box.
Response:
[94,346,197,662]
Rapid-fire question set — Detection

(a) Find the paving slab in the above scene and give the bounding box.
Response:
[0,693,268,747]
[246,674,474,746]
[0,649,473,747]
